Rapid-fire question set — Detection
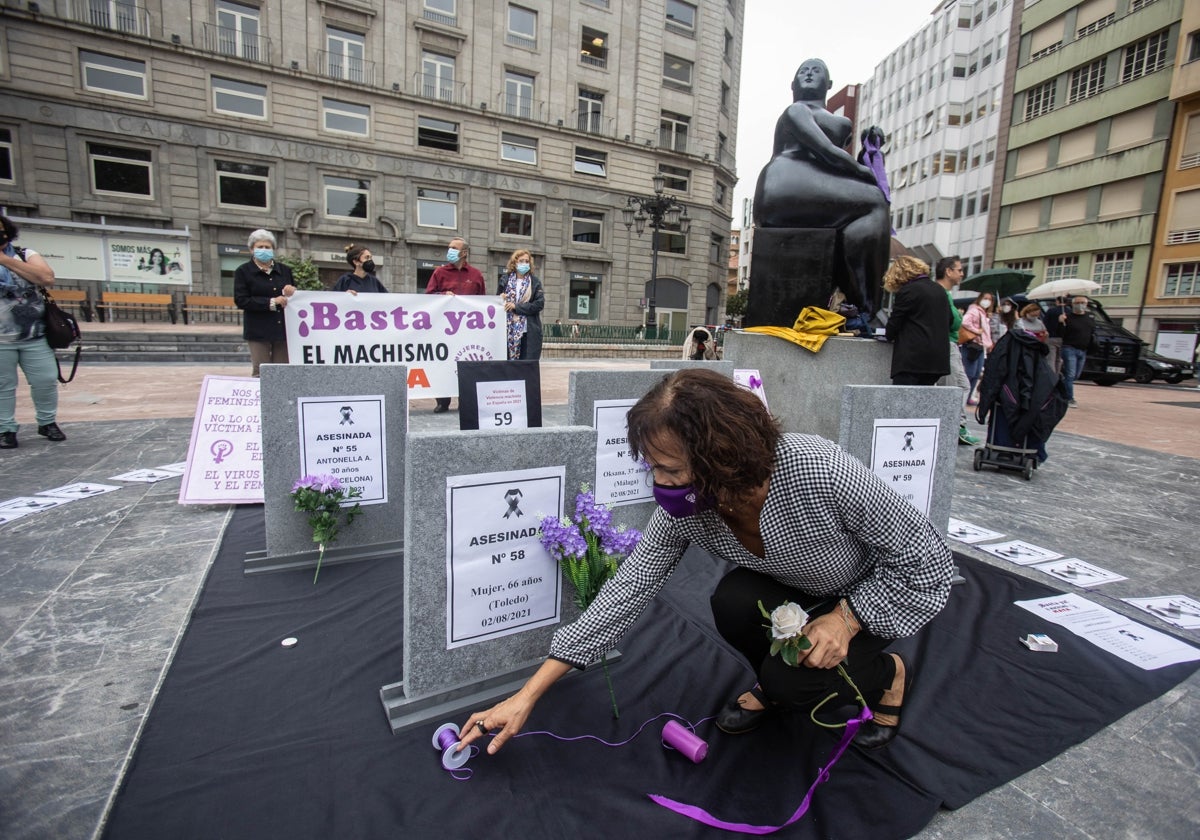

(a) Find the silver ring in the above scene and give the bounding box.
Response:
[475,720,488,734]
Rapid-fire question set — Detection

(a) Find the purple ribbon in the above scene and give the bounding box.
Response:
[647,705,873,834]
[861,134,890,204]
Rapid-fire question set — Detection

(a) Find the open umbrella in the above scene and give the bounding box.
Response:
[1025,278,1101,299]
[959,268,1035,298]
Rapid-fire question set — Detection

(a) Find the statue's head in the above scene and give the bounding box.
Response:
[791,59,832,102]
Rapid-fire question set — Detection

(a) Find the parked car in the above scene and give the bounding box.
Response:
[1134,350,1195,384]
[1022,297,1141,386]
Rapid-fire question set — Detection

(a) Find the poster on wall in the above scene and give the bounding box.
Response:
[1154,333,1196,363]
[297,395,387,505]
[869,418,938,516]
[179,376,264,504]
[445,466,564,649]
[20,230,108,282]
[107,236,191,285]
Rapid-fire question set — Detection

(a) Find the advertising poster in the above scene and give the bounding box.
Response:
[445,466,564,649]
[21,230,107,282]
[108,236,191,285]
[297,395,387,505]
[593,399,652,508]
[178,376,264,504]
[870,418,938,516]
[284,291,506,399]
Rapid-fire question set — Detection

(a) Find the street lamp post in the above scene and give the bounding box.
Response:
[622,173,690,339]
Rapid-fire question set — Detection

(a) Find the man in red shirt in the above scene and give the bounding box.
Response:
[427,236,486,412]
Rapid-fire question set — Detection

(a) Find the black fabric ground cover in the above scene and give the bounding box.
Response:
[102,506,1198,839]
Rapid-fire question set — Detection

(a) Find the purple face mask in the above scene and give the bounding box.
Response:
[653,483,712,518]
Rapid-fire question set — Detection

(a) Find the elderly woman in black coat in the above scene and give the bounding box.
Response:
[233,228,296,376]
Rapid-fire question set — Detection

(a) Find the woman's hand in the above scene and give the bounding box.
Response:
[456,693,538,756]
[282,284,297,297]
[797,612,854,669]
[503,301,516,313]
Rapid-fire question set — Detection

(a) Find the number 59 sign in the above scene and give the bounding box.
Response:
[455,360,543,431]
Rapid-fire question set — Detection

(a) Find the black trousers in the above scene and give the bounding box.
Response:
[710,567,896,710]
[892,372,941,386]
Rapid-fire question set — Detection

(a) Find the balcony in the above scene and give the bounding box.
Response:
[497,94,546,122]
[422,8,457,27]
[202,23,273,64]
[572,111,614,137]
[505,33,537,50]
[412,74,468,106]
[318,51,375,86]
[70,0,150,37]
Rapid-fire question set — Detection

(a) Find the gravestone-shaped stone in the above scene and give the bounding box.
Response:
[838,384,960,533]
[722,330,891,441]
[380,426,596,732]
[745,228,837,328]
[253,363,407,574]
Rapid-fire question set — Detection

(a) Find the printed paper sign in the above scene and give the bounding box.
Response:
[476,380,528,430]
[445,467,564,649]
[1016,593,1200,670]
[870,418,939,516]
[38,483,122,499]
[297,395,387,506]
[946,518,1005,544]
[0,496,72,517]
[978,539,1062,566]
[1031,558,1126,588]
[112,469,180,483]
[733,369,769,411]
[1123,596,1200,630]
[593,399,652,508]
[284,292,506,399]
[179,376,264,504]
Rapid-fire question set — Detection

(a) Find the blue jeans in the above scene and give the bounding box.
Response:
[960,344,985,394]
[0,338,59,432]
[1061,345,1087,401]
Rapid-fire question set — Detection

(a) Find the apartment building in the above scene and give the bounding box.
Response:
[858,0,1015,275]
[1143,0,1200,355]
[1,0,741,331]
[990,0,1182,329]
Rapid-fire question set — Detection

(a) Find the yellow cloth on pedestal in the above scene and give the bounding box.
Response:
[745,306,846,353]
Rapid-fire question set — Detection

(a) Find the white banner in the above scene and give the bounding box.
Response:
[178,376,264,504]
[284,291,506,399]
[870,418,939,516]
[445,466,564,649]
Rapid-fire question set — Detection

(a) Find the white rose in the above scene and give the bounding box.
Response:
[770,602,809,640]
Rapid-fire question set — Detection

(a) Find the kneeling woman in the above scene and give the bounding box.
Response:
[458,369,953,754]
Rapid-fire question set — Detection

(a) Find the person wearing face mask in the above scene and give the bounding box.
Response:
[455,369,953,758]
[994,298,1017,341]
[958,292,994,406]
[1059,296,1095,407]
[427,237,486,412]
[333,244,387,295]
[233,229,296,377]
[499,249,544,361]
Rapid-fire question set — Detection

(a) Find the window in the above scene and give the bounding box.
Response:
[571,209,603,245]
[421,52,456,102]
[423,0,456,25]
[80,50,146,99]
[417,188,457,229]
[710,234,724,264]
[324,176,369,220]
[216,160,269,209]
[89,142,152,197]
[569,273,601,321]
[1044,256,1080,283]
[503,71,535,118]
[724,30,733,61]
[1024,80,1055,120]
[660,112,690,152]
[215,1,261,61]
[507,5,537,49]
[1163,263,1200,297]
[211,76,267,119]
[1181,116,1200,169]
[656,223,687,255]
[1167,189,1200,243]
[658,164,690,192]
[322,98,369,136]
[662,55,693,88]
[1123,32,1169,83]
[1069,59,1106,104]
[577,89,604,133]
[1190,30,1200,64]
[580,27,607,67]
[417,117,459,152]
[574,147,607,177]
[985,138,996,164]
[326,27,366,84]
[1093,251,1133,295]
[87,0,142,34]
[1006,260,1034,273]
[958,5,973,29]
[666,0,696,32]
[968,48,979,76]
[952,54,967,78]
[500,132,538,165]
[0,128,14,184]
[715,181,726,205]
[499,198,535,237]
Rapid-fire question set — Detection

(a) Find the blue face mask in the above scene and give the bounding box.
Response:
[516,262,531,275]
[446,248,461,264]
[253,248,274,263]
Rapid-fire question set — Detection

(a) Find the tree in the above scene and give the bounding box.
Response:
[281,256,322,290]
[726,289,748,319]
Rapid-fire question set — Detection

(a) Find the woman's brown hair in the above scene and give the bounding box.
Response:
[627,369,780,506]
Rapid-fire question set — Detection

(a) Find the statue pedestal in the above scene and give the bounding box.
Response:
[746,228,836,328]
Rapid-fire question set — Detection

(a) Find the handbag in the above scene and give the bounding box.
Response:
[956,324,979,346]
[960,342,984,363]
[39,289,82,383]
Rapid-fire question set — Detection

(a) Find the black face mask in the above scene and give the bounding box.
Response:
[361,260,376,273]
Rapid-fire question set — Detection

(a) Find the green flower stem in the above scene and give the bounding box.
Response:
[313,543,325,585]
[600,652,619,719]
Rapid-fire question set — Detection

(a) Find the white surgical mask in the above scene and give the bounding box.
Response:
[1073,304,1087,314]
[1000,304,1012,313]
[446,248,461,263]
[516,262,530,275]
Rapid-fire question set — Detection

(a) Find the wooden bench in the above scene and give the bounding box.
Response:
[47,288,94,322]
[182,294,241,325]
[97,292,177,324]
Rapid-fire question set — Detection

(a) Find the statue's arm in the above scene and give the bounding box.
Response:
[781,105,876,182]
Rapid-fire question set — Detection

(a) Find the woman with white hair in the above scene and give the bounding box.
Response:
[233,229,296,376]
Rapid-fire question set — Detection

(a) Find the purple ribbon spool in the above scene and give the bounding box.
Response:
[433,722,470,771]
[661,720,708,763]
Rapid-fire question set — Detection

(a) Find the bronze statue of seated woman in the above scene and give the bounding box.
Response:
[753,59,890,316]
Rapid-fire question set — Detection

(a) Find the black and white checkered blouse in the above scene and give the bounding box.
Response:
[549,433,953,667]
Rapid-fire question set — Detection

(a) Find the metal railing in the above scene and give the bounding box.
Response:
[202,23,272,64]
[505,33,537,49]
[497,94,546,121]
[317,50,375,86]
[572,111,614,136]
[543,325,695,345]
[412,74,468,105]
[70,0,150,36]
[422,8,457,27]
